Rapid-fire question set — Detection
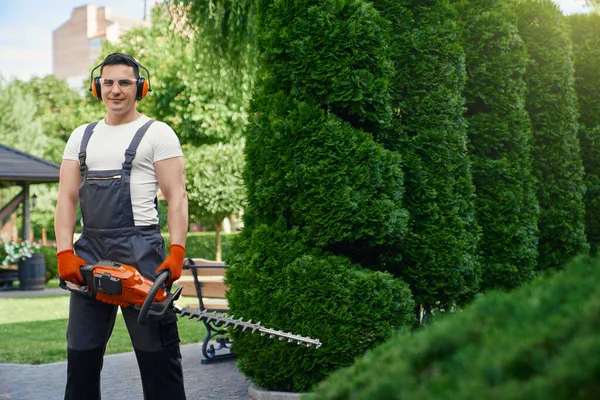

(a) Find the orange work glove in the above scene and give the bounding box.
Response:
[155,244,185,286]
[57,249,87,285]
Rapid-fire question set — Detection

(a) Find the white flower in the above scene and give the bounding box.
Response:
[0,235,40,266]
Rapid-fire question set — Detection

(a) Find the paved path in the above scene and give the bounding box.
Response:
[0,343,251,400]
[0,288,252,399]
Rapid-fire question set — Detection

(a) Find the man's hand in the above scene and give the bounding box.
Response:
[57,249,87,285]
[156,244,185,286]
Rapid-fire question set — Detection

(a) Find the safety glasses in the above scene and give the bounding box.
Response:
[99,78,137,89]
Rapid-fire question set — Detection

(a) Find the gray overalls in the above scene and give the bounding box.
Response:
[65,120,186,400]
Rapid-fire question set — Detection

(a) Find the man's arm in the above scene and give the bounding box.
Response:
[54,160,81,252]
[155,156,188,247]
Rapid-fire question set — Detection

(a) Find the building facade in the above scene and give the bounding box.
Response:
[52,4,149,85]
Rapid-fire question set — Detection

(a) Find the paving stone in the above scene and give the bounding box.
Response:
[0,343,251,400]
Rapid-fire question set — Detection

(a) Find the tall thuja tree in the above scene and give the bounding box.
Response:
[567,13,600,254]
[516,0,589,270]
[452,0,538,291]
[224,0,415,392]
[371,0,480,314]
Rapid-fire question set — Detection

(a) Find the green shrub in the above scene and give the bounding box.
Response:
[567,13,600,254]
[453,0,538,291]
[227,224,414,392]
[308,255,600,399]
[162,231,237,262]
[516,0,588,270]
[38,246,58,281]
[371,0,481,309]
[231,0,414,391]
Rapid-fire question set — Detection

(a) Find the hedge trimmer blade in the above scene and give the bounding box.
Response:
[175,305,322,348]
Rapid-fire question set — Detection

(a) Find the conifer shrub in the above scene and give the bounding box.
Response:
[516,0,588,270]
[227,224,414,392]
[567,13,600,254]
[453,0,538,291]
[244,93,407,259]
[308,255,600,399]
[227,0,414,392]
[371,0,481,310]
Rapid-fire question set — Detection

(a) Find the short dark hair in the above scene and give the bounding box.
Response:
[100,53,140,78]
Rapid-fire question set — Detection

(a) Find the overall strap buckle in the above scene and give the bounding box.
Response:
[122,119,156,168]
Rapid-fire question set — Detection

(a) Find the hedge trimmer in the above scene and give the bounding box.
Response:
[59,260,322,348]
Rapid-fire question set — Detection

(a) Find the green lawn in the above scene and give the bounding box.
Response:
[0,295,206,364]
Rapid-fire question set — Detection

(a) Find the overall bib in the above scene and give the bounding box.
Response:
[65,120,186,400]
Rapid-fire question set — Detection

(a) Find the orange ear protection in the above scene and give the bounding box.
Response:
[89,53,152,101]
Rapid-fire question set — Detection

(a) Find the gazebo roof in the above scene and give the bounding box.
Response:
[0,144,60,184]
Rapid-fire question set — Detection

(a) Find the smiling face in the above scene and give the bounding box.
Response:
[100,64,139,124]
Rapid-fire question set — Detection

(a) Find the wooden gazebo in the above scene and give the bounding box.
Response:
[0,144,60,240]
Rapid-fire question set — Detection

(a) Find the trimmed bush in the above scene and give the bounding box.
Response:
[516,0,589,270]
[245,94,407,258]
[453,0,539,291]
[229,0,414,391]
[567,13,600,254]
[227,224,414,392]
[309,255,600,399]
[371,0,481,309]
[163,232,237,262]
[39,246,58,281]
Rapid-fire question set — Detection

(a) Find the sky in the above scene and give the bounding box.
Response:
[0,0,591,83]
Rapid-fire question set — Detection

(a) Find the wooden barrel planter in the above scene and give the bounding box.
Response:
[18,253,46,290]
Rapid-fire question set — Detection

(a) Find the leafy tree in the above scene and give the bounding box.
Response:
[567,13,600,254]
[516,0,589,270]
[371,0,481,314]
[226,0,414,391]
[585,0,600,12]
[452,0,538,291]
[0,79,46,158]
[185,141,245,261]
[0,79,57,241]
[14,76,102,164]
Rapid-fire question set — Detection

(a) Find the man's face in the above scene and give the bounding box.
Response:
[99,64,138,116]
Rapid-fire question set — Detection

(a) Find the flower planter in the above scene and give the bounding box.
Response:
[18,253,46,290]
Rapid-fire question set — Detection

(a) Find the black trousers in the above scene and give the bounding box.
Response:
[65,227,186,400]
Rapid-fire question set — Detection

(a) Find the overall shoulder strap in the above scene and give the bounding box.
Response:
[78,122,98,171]
[123,119,156,166]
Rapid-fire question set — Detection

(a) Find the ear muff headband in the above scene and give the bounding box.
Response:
[89,54,152,101]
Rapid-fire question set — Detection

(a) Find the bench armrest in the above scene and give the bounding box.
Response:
[183,257,228,269]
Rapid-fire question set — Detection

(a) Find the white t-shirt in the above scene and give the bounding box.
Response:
[63,115,183,226]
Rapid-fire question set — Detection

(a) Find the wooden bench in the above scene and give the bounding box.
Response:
[178,257,235,364]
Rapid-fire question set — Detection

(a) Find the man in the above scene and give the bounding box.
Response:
[54,53,188,400]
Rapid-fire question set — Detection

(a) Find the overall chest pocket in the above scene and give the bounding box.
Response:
[80,169,125,229]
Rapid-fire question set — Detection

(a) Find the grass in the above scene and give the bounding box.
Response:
[0,294,207,364]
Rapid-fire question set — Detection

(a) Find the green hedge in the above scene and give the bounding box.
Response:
[309,255,600,399]
[162,231,237,262]
[231,0,414,391]
[516,0,588,270]
[453,0,538,291]
[567,13,600,254]
[38,246,59,281]
[372,0,481,309]
[227,224,414,392]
